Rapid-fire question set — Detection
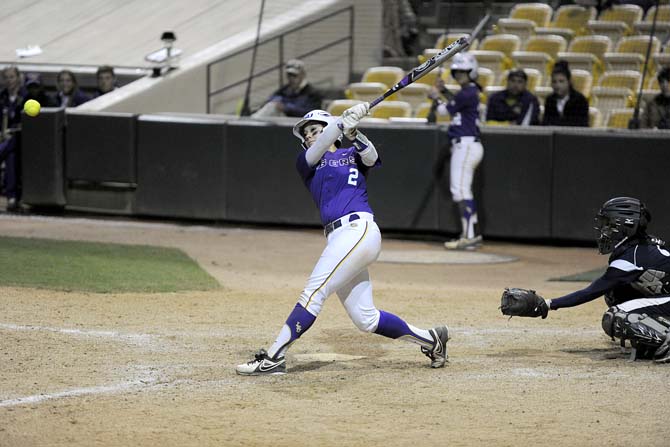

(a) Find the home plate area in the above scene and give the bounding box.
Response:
[378,249,517,265]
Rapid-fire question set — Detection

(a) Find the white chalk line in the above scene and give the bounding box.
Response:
[0,378,158,408]
[0,323,156,346]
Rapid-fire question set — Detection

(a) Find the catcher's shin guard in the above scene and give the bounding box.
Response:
[620,312,670,361]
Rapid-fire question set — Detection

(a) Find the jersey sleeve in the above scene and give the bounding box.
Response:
[550,262,643,309]
[296,151,315,184]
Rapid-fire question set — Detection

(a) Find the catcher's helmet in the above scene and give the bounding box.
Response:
[292,109,337,148]
[450,52,478,81]
[594,197,650,254]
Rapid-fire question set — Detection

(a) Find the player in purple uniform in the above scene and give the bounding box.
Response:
[236,104,450,375]
[429,52,484,250]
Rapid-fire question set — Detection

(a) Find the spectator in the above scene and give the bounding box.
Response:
[251,59,323,118]
[486,69,540,125]
[24,73,56,107]
[382,0,419,57]
[94,65,117,97]
[0,66,26,212]
[542,60,589,127]
[642,67,670,130]
[54,70,89,108]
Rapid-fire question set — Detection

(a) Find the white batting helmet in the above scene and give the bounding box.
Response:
[450,52,479,81]
[292,109,337,145]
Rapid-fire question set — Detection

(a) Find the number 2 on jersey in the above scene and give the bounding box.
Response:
[348,168,359,186]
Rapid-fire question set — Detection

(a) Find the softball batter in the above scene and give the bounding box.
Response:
[430,52,484,250]
[236,104,450,375]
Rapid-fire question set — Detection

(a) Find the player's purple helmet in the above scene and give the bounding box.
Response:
[292,109,338,147]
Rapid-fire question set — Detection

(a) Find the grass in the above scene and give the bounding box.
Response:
[549,268,606,282]
[0,236,220,293]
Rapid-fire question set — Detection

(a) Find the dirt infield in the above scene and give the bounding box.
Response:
[0,215,668,446]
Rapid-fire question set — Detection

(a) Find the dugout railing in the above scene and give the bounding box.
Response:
[205,6,355,115]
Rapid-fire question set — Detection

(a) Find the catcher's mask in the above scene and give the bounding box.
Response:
[594,197,650,254]
[292,109,341,150]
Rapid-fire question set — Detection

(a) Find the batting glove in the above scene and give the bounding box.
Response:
[342,102,370,138]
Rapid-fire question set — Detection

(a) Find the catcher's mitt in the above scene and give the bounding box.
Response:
[500,288,549,319]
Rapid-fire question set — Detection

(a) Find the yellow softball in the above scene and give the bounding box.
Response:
[24,99,41,117]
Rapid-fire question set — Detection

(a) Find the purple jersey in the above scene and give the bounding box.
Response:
[296,146,380,225]
[446,83,481,140]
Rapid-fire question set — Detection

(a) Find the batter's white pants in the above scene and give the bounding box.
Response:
[298,212,382,332]
[450,137,484,202]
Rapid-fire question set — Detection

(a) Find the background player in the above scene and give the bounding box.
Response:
[505,197,670,363]
[236,104,450,375]
[428,52,484,250]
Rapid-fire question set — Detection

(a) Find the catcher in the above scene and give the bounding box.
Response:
[501,197,670,363]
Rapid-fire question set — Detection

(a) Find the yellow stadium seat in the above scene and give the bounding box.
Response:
[345,82,387,102]
[469,50,512,85]
[370,101,412,119]
[536,5,597,41]
[435,33,479,51]
[414,68,441,87]
[589,106,603,128]
[326,99,363,117]
[634,5,670,40]
[361,66,404,89]
[415,102,451,123]
[479,34,522,59]
[571,69,593,98]
[476,67,496,90]
[648,75,660,90]
[598,69,642,91]
[509,3,553,27]
[512,34,568,76]
[587,4,644,46]
[605,108,635,128]
[533,86,553,103]
[496,18,536,42]
[591,87,635,118]
[604,35,661,74]
[557,35,612,81]
[396,83,431,110]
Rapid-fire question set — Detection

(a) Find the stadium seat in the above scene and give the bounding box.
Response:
[479,34,522,59]
[476,67,496,90]
[598,69,642,91]
[589,106,603,128]
[604,35,661,74]
[634,5,670,42]
[396,83,431,110]
[496,18,537,42]
[361,66,404,89]
[591,83,635,119]
[345,82,388,102]
[557,35,612,81]
[571,69,593,98]
[370,101,412,119]
[605,108,635,128]
[326,99,363,116]
[512,34,567,76]
[536,5,597,41]
[587,4,644,46]
[415,102,451,123]
[533,86,553,104]
[508,3,553,28]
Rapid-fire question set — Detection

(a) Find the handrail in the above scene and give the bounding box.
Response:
[206,6,354,114]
